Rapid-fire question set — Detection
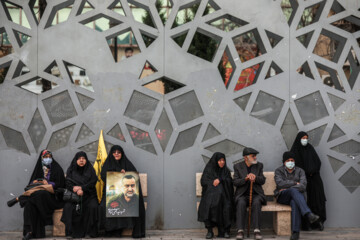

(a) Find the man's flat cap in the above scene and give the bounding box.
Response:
[243,147,259,156]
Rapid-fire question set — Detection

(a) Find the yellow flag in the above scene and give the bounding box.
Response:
[94,130,107,203]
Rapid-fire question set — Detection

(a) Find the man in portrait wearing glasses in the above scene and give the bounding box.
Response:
[107,174,139,217]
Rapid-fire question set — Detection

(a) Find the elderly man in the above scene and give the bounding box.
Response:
[274,152,320,240]
[234,147,266,240]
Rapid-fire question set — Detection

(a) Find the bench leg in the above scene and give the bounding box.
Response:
[53,209,66,237]
[273,211,291,236]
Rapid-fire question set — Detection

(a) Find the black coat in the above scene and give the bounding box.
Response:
[233,161,266,205]
[99,145,146,238]
[198,152,234,229]
[61,151,98,238]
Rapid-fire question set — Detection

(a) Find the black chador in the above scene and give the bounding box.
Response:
[61,151,98,238]
[291,131,326,229]
[99,145,146,238]
[198,152,234,237]
[19,150,65,239]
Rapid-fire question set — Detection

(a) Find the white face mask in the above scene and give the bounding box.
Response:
[301,139,308,146]
[285,161,295,169]
[42,157,52,166]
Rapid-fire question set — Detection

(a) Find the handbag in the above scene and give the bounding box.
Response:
[59,188,81,203]
[24,182,44,191]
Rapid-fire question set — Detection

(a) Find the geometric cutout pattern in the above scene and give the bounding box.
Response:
[234,62,264,91]
[202,123,220,142]
[139,61,157,79]
[45,0,74,28]
[218,47,235,88]
[207,14,248,32]
[297,61,314,79]
[0,124,30,154]
[188,30,221,62]
[42,91,78,125]
[328,155,346,174]
[331,15,360,34]
[316,62,344,92]
[294,91,329,125]
[13,30,31,47]
[343,48,360,89]
[124,90,159,125]
[44,61,62,79]
[331,140,360,156]
[265,61,283,79]
[296,30,314,49]
[28,109,46,151]
[17,76,59,95]
[155,109,173,151]
[338,167,360,193]
[327,93,345,112]
[106,29,140,62]
[77,0,95,16]
[281,0,299,26]
[126,124,156,154]
[109,0,125,16]
[265,30,283,48]
[75,123,94,142]
[76,92,94,111]
[169,90,204,125]
[281,109,298,150]
[172,1,199,29]
[328,124,345,142]
[205,139,245,157]
[234,92,252,111]
[171,124,201,155]
[107,123,125,142]
[64,61,94,92]
[297,0,326,30]
[313,29,346,63]
[80,14,121,32]
[13,60,29,79]
[328,0,345,17]
[143,77,185,95]
[79,141,113,157]
[250,91,285,125]
[47,124,75,152]
[0,61,11,84]
[233,29,266,63]
[307,124,327,147]
[172,30,188,48]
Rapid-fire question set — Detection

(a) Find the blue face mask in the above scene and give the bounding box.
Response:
[42,158,52,166]
[285,161,295,170]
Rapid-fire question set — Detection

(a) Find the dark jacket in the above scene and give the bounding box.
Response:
[274,166,307,197]
[233,161,266,205]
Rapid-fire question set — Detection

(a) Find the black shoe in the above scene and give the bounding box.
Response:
[318,221,324,231]
[224,232,230,238]
[7,198,18,207]
[307,212,320,224]
[290,232,299,240]
[217,232,224,238]
[23,232,32,240]
[206,231,214,239]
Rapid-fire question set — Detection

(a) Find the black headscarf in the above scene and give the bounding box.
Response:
[198,152,234,226]
[290,131,321,175]
[66,151,97,192]
[29,149,65,190]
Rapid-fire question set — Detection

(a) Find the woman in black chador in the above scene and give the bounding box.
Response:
[291,131,326,231]
[7,150,65,240]
[198,152,234,239]
[61,151,98,238]
[99,145,146,238]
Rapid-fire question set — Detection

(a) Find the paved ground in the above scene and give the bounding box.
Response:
[1,228,359,240]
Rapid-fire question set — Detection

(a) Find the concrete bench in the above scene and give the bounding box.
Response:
[196,171,291,236]
[53,173,148,237]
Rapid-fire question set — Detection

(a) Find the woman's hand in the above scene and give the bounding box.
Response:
[77,190,83,196]
[42,179,48,185]
[121,169,125,173]
[73,186,81,193]
[213,179,220,187]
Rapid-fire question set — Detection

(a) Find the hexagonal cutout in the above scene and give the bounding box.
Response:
[313,29,346,63]
[106,29,141,62]
[64,61,94,92]
[234,62,264,92]
[233,29,266,63]
[143,77,185,95]
[80,14,122,32]
[17,76,59,94]
[207,14,248,32]
[188,29,221,62]
[1,0,31,28]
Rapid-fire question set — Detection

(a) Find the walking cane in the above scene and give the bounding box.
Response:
[247,181,254,238]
